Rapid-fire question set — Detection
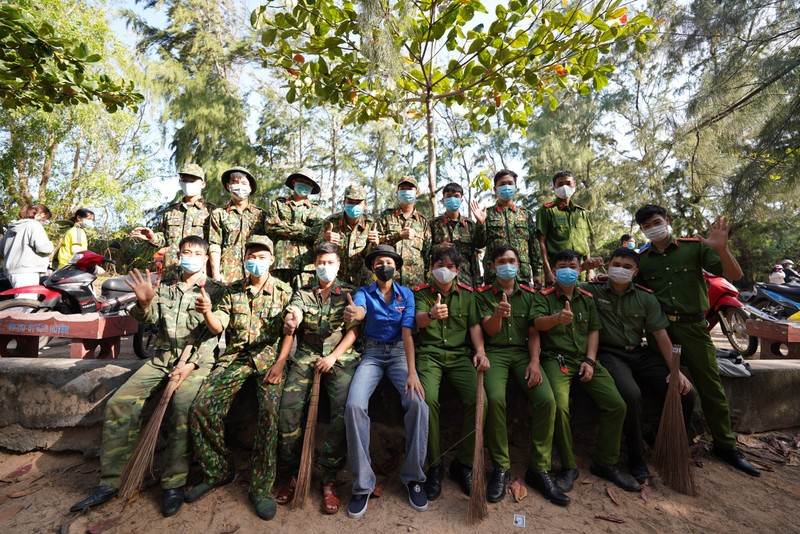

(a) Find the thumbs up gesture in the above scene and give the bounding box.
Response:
[343,292,359,322]
[496,291,512,318]
[284,310,299,336]
[194,285,212,314]
[558,300,574,324]
[367,224,380,246]
[324,222,341,245]
[430,293,449,320]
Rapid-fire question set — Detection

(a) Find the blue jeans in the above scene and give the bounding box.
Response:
[345,341,429,494]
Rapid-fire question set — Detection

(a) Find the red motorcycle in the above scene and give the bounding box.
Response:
[705,271,758,356]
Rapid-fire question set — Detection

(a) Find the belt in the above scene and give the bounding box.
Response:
[666,313,705,323]
[601,344,643,352]
[364,339,402,347]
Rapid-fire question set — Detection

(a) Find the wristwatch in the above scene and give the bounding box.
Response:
[427,310,433,319]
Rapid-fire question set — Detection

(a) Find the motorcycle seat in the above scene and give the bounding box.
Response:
[102,274,158,293]
[761,283,800,300]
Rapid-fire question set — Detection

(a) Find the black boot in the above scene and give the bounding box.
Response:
[449,458,473,496]
[424,464,444,500]
[162,487,185,517]
[524,470,570,506]
[713,447,761,477]
[590,460,641,492]
[486,468,509,503]
[554,467,579,493]
[69,486,117,512]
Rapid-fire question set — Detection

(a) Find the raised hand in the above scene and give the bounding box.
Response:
[368,224,380,246]
[399,227,414,240]
[284,310,299,336]
[343,292,358,322]
[697,215,732,252]
[324,222,341,245]
[469,200,486,224]
[496,292,511,318]
[558,300,573,324]
[130,227,155,241]
[125,268,160,308]
[194,286,212,314]
[430,293,449,320]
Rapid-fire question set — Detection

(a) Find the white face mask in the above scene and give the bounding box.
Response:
[432,267,457,285]
[607,266,635,284]
[642,224,670,242]
[316,264,339,283]
[180,181,204,197]
[554,185,575,200]
[229,184,251,200]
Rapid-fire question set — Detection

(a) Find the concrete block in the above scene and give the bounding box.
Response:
[722,360,800,433]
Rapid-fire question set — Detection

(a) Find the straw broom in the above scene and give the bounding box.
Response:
[467,371,488,524]
[652,344,697,496]
[292,368,322,510]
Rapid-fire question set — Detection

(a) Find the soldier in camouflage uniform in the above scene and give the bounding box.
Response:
[375,176,431,288]
[478,169,541,287]
[315,185,375,287]
[130,163,215,274]
[274,242,362,515]
[429,182,486,288]
[70,236,228,517]
[186,235,293,521]
[209,167,265,284]
[264,167,325,288]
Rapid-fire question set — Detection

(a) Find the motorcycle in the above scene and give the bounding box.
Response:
[744,282,800,323]
[0,250,157,358]
[705,271,758,356]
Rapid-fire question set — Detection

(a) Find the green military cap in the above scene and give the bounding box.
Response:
[245,234,274,253]
[179,163,205,180]
[221,166,257,193]
[398,175,418,188]
[344,184,367,201]
[285,167,321,195]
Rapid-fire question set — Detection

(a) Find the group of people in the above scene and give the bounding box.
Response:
[66,164,760,522]
[769,259,800,284]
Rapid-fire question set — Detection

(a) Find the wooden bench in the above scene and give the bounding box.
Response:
[746,320,800,359]
[0,310,139,359]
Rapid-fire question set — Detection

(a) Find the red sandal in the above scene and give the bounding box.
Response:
[275,475,297,505]
[321,482,341,514]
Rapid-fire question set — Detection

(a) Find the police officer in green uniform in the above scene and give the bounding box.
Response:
[634,204,759,477]
[316,185,375,287]
[375,176,431,288]
[532,249,640,494]
[130,163,214,274]
[536,170,594,285]
[413,247,489,501]
[429,182,486,288]
[477,245,568,506]
[70,236,228,517]
[264,167,325,288]
[186,235,293,521]
[274,242,362,515]
[477,170,541,287]
[582,247,694,484]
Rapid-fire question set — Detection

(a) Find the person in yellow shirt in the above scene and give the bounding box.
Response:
[57,209,95,267]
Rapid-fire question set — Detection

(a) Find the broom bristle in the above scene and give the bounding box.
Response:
[468,371,488,524]
[652,347,696,496]
[292,370,321,510]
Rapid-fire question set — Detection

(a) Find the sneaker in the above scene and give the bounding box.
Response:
[406,481,428,512]
[347,493,369,519]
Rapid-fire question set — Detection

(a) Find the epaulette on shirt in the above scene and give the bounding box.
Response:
[540,287,555,295]
[413,283,431,292]
[634,284,654,293]
[578,288,594,298]
[478,285,493,293]
[543,201,556,208]
[519,284,536,293]
[457,282,474,292]
[678,237,700,242]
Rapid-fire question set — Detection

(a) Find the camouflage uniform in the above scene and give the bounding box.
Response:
[277,280,361,483]
[149,199,214,273]
[429,214,486,288]
[483,202,541,285]
[314,212,375,288]
[190,271,292,500]
[264,197,325,287]
[209,202,265,284]
[99,275,228,490]
[376,208,431,288]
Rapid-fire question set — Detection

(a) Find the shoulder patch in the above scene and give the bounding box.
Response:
[412,283,431,292]
[578,287,594,298]
[634,283,654,293]
[540,287,555,295]
[477,285,493,293]
[457,282,474,292]
[678,237,700,242]
[543,201,556,208]
[519,284,536,293]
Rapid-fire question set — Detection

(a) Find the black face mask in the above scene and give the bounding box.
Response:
[374,264,396,282]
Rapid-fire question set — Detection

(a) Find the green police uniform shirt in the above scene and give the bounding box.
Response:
[535,200,593,258]
[476,281,537,350]
[483,202,541,282]
[413,280,480,358]
[264,197,325,273]
[429,214,486,288]
[531,286,602,357]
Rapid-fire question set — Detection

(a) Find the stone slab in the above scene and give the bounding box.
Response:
[722,360,800,433]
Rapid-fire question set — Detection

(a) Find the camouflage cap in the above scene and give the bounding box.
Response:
[344,184,367,201]
[285,167,321,195]
[245,234,274,253]
[221,166,257,193]
[179,163,205,180]
[398,175,418,188]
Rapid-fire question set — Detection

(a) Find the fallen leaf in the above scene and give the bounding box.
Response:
[373,478,388,497]
[0,504,25,522]
[736,435,763,449]
[595,514,625,524]
[87,518,119,534]
[606,486,620,506]
[640,485,649,503]
[218,527,240,534]
[1,464,32,483]
[7,487,41,499]
[509,476,527,502]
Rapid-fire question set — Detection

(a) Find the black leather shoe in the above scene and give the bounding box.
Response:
[69,486,117,512]
[424,464,444,500]
[162,487,185,517]
[554,467,579,493]
[524,470,570,506]
[590,460,641,492]
[713,447,761,477]
[449,459,473,496]
[486,468,509,503]
[628,458,653,485]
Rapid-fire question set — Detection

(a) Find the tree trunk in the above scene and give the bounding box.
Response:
[330,116,339,215]
[425,95,437,216]
[39,131,60,202]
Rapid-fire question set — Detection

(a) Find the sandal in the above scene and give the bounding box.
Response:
[275,476,297,505]
[321,482,341,514]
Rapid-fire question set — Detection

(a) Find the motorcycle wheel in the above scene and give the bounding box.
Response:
[0,299,52,354]
[722,307,758,357]
[133,323,158,360]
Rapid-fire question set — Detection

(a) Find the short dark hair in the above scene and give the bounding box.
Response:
[20,204,52,220]
[553,249,581,264]
[314,242,339,261]
[493,169,517,185]
[179,235,209,254]
[70,208,94,223]
[635,204,667,225]
[431,247,463,268]
[490,245,520,263]
[552,170,575,185]
[610,247,640,266]
[442,182,463,196]
[619,234,633,244]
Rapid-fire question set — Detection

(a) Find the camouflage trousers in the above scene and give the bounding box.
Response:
[277,358,358,484]
[100,359,211,490]
[190,356,283,499]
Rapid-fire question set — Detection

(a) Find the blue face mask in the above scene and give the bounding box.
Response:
[497,184,516,201]
[496,264,518,281]
[555,268,579,286]
[397,190,416,205]
[294,183,313,197]
[344,204,364,219]
[627,242,636,250]
[179,256,205,274]
[81,219,95,229]
[443,197,461,212]
[245,259,270,277]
